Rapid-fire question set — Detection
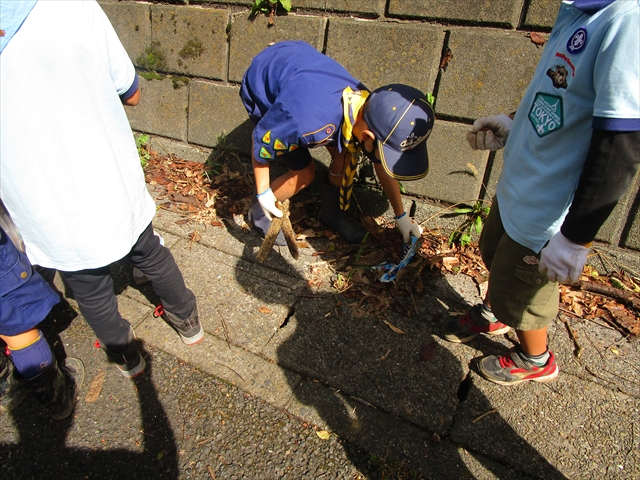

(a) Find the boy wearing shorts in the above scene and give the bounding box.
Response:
[442,0,639,385]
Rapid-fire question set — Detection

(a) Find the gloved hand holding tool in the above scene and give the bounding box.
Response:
[466,114,513,151]
[255,199,298,263]
[395,212,423,243]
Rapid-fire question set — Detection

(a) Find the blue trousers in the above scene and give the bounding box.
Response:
[60,223,195,353]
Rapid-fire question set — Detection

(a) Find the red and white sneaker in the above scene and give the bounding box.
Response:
[478,347,559,386]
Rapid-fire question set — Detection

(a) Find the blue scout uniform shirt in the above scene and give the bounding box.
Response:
[0,228,60,336]
[240,41,367,164]
[497,0,640,253]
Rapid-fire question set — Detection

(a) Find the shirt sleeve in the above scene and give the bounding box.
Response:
[252,98,303,164]
[592,7,640,131]
[561,130,640,244]
[87,1,137,98]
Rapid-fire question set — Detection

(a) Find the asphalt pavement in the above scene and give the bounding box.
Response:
[1,183,639,480]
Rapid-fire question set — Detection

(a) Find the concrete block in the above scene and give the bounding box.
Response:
[188,81,254,150]
[436,27,543,121]
[150,4,229,80]
[523,0,560,29]
[100,2,151,65]
[295,0,384,16]
[405,121,489,205]
[325,18,444,92]
[388,0,525,28]
[228,13,326,83]
[125,76,189,141]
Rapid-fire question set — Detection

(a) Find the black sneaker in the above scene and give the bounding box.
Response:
[99,329,146,378]
[154,304,203,345]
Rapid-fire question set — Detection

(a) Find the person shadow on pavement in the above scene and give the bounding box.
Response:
[0,293,180,479]
[221,164,566,479]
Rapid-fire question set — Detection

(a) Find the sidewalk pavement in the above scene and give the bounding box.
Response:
[2,183,639,479]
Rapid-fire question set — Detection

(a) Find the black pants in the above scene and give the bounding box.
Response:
[60,223,195,353]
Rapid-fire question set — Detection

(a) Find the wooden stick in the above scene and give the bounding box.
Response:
[280,201,299,260]
[256,200,289,263]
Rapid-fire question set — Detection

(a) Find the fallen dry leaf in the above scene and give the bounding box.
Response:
[316,430,331,440]
[383,319,406,334]
[258,306,272,314]
[85,371,105,403]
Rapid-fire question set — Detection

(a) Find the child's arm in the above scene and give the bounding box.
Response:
[374,163,422,243]
[122,88,140,106]
[252,145,282,219]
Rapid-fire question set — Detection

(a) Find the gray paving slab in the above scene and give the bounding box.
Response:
[188,81,253,151]
[101,2,151,65]
[388,0,525,28]
[228,13,326,83]
[125,76,189,142]
[150,4,229,80]
[436,27,544,121]
[406,121,490,204]
[452,369,640,479]
[325,18,444,93]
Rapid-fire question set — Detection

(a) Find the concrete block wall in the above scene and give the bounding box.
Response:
[99,0,639,254]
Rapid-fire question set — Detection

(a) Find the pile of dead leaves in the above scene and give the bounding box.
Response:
[142,148,639,338]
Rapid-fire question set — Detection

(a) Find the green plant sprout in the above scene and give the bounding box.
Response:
[448,200,490,247]
[136,134,150,168]
[251,0,292,24]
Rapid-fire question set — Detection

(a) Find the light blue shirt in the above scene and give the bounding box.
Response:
[497,0,640,253]
[0,0,37,53]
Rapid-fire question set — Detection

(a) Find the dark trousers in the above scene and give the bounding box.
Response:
[60,223,195,353]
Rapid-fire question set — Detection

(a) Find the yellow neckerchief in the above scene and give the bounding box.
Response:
[339,87,369,211]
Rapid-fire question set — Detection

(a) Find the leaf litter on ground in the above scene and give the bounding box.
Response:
[143,148,639,340]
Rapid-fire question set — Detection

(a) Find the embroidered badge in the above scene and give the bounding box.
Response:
[274,139,287,151]
[289,144,299,152]
[567,27,587,54]
[546,66,568,89]
[262,130,271,144]
[400,130,431,151]
[523,255,539,265]
[259,147,272,159]
[528,93,563,137]
[302,124,336,146]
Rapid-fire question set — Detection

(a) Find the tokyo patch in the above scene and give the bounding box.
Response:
[567,27,587,54]
[528,93,563,137]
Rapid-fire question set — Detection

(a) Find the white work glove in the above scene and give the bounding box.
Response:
[395,212,423,243]
[256,188,282,221]
[539,232,590,284]
[466,114,513,151]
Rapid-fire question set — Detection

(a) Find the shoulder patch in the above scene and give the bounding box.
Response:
[262,131,271,144]
[274,139,287,151]
[302,124,336,146]
[259,147,273,159]
[289,144,299,152]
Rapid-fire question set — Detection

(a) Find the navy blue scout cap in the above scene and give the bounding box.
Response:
[363,84,434,180]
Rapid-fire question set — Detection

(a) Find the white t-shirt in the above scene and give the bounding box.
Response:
[497,0,640,253]
[0,0,156,270]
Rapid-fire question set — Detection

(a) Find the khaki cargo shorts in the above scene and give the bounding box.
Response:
[479,198,558,331]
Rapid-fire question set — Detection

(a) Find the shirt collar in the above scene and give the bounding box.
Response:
[0,0,38,53]
[569,0,617,15]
